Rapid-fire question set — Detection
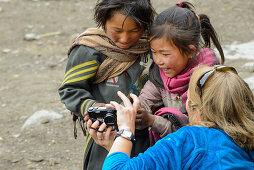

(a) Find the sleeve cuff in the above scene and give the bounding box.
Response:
[151,115,174,137]
[80,99,96,117]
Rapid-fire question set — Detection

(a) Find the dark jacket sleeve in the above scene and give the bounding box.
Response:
[58,45,102,117]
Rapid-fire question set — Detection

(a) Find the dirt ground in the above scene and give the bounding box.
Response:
[0,0,253,169]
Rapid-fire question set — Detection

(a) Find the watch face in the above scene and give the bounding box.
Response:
[123,130,132,137]
[116,129,134,142]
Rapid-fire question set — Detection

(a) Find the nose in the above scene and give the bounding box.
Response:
[119,32,129,44]
[154,54,163,65]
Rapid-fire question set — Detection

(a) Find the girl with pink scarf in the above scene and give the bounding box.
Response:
[135,2,224,145]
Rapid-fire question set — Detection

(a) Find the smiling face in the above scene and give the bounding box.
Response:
[150,38,190,78]
[105,12,144,49]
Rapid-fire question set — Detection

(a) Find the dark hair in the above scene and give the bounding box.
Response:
[150,2,224,64]
[94,0,155,32]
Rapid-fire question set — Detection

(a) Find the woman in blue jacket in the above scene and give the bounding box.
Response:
[88,65,254,169]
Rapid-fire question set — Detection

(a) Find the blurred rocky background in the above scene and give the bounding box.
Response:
[0,0,253,169]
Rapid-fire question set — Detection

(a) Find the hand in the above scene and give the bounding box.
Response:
[135,107,155,130]
[84,112,89,122]
[92,102,106,107]
[84,102,106,122]
[87,119,116,151]
[109,91,140,134]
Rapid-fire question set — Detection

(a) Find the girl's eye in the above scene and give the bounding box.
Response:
[131,29,140,33]
[114,30,122,33]
[162,53,170,56]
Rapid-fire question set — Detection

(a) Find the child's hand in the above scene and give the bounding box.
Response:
[87,119,116,151]
[84,102,106,122]
[84,112,90,122]
[135,108,155,130]
[93,102,106,107]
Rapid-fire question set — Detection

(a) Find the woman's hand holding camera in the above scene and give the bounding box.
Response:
[87,120,116,151]
[87,91,140,151]
[109,91,139,134]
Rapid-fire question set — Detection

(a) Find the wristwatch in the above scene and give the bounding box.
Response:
[114,129,135,143]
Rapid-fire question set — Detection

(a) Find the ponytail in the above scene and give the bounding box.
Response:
[176,2,225,64]
[199,14,225,64]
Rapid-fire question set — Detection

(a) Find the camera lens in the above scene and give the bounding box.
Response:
[104,112,117,126]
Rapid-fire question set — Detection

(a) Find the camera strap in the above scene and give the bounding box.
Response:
[72,112,86,139]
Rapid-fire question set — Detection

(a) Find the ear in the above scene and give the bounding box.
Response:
[195,108,201,121]
[188,45,197,58]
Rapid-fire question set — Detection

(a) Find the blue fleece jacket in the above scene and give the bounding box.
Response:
[103,126,254,170]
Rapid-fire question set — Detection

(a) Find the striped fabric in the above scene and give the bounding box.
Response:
[61,60,99,86]
[80,99,95,117]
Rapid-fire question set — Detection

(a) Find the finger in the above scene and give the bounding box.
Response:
[97,123,107,133]
[87,119,93,129]
[97,123,107,140]
[110,101,121,111]
[135,118,142,123]
[104,126,113,139]
[84,115,89,122]
[137,107,145,112]
[130,93,140,112]
[90,120,100,131]
[117,91,132,107]
[84,111,89,122]
[135,112,144,118]
[88,120,100,137]
[105,103,115,109]
[135,114,142,119]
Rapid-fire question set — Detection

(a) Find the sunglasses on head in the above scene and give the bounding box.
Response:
[197,65,238,97]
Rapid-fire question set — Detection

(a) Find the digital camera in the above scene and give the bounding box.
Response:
[87,107,118,130]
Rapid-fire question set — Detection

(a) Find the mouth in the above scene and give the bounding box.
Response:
[119,42,130,46]
[161,68,170,72]
[117,43,131,49]
[161,68,174,76]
